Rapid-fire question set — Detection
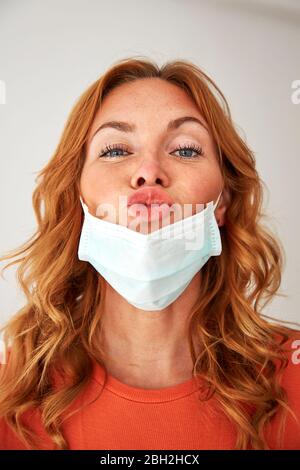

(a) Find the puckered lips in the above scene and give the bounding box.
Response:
[127,186,174,222]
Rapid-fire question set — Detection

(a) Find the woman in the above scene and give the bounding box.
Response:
[0,57,299,451]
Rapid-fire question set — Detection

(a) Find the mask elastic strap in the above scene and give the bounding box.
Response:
[213,191,222,211]
[79,195,88,214]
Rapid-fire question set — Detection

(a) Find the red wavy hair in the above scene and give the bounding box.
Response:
[0,56,299,450]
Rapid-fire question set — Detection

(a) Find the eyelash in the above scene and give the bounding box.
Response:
[98,143,204,160]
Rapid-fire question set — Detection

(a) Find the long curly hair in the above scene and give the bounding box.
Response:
[0,56,299,450]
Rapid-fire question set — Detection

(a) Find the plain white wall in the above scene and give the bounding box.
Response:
[0,0,299,331]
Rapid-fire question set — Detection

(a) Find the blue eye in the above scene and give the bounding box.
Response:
[98,143,204,159]
[99,144,130,158]
[173,143,204,159]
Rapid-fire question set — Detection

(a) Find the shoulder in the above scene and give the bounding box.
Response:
[278,328,300,376]
[278,328,300,399]
[0,344,56,450]
[289,334,300,366]
[269,327,300,393]
[0,344,26,449]
[265,328,300,449]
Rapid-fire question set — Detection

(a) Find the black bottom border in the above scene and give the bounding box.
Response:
[0,449,300,465]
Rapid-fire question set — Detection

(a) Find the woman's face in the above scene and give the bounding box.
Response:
[80,77,225,232]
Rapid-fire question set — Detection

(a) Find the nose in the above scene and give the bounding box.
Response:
[130,158,170,188]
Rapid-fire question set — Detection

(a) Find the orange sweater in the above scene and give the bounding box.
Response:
[1,334,300,450]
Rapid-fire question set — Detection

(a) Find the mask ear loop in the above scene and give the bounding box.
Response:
[205,190,222,212]
[79,195,89,214]
[213,191,222,211]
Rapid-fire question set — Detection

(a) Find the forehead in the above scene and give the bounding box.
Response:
[101,78,197,108]
[89,78,206,137]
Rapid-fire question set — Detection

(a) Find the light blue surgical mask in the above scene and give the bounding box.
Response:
[78,192,222,311]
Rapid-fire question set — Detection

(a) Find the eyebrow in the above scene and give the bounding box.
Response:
[90,115,208,142]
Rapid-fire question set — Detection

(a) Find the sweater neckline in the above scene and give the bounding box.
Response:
[91,360,203,403]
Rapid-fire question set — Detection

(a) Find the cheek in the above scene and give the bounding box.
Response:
[80,162,117,205]
[181,164,223,204]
